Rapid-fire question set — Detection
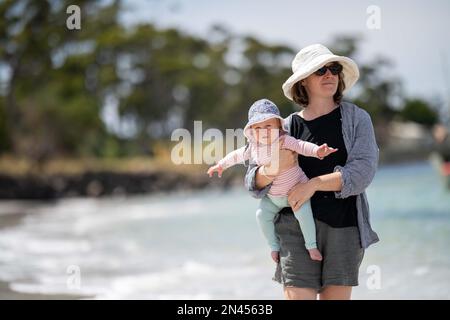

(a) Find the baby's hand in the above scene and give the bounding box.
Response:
[207,164,224,178]
[317,143,338,159]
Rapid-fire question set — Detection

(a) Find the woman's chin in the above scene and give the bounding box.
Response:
[316,90,337,98]
[320,85,338,94]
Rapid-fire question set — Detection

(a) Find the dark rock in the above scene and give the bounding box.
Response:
[0,169,241,200]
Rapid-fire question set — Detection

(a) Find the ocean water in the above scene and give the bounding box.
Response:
[0,161,449,299]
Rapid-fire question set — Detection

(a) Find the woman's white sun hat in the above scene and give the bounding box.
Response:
[282,44,360,101]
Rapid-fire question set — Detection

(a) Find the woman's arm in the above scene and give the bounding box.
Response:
[287,172,343,211]
[333,110,379,199]
[244,164,273,199]
[288,109,378,211]
[255,166,276,188]
[310,171,343,191]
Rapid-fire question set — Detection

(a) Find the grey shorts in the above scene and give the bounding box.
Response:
[272,212,364,291]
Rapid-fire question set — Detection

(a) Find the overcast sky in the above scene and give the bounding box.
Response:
[120,0,450,107]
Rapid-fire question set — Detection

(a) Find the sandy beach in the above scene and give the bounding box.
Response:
[0,280,88,300]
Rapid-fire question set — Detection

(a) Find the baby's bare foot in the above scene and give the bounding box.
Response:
[308,248,323,261]
[271,251,280,263]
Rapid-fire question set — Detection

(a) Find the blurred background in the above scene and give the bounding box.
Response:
[0,0,449,299]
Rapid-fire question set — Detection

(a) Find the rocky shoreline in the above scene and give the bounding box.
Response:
[0,147,434,200]
[0,169,243,200]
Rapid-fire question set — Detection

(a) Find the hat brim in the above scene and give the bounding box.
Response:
[243,114,287,141]
[282,54,359,101]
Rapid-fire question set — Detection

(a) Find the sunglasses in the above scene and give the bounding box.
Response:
[314,63,343,76]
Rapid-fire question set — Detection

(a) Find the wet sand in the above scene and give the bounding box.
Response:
[0,280,88,300]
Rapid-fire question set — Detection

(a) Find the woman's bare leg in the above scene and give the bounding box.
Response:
[283,286,318,300]
[319,286,353,300]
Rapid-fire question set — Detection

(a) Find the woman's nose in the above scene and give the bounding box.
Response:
[324,69,333,77]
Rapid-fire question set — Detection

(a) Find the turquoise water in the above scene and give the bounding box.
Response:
[0,161,449,299]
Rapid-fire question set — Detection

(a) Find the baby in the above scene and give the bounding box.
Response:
[207,99,337,262]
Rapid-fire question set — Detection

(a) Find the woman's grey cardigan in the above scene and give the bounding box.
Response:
[244,101,380,249]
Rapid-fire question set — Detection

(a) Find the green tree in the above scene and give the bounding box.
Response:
[400,98,439,127]
[0,1,440,163]
[0,0,121,160]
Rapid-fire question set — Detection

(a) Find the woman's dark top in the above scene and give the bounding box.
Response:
[280,106,358,228]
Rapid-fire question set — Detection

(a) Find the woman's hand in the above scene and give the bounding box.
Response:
[287,180,318,212]
[316,143,338,160]
[207,164,224,178]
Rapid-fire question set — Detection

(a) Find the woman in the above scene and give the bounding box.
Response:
[245,44,379,300]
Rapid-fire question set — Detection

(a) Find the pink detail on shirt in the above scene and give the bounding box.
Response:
[218,135,320,197]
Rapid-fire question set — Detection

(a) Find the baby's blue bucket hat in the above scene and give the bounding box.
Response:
[243,99,287,140]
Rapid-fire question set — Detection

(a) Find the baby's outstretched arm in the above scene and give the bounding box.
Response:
[206,145,250,178]
[282,135,337,159]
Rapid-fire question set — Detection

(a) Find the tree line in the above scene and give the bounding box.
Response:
[0,0,440,164]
